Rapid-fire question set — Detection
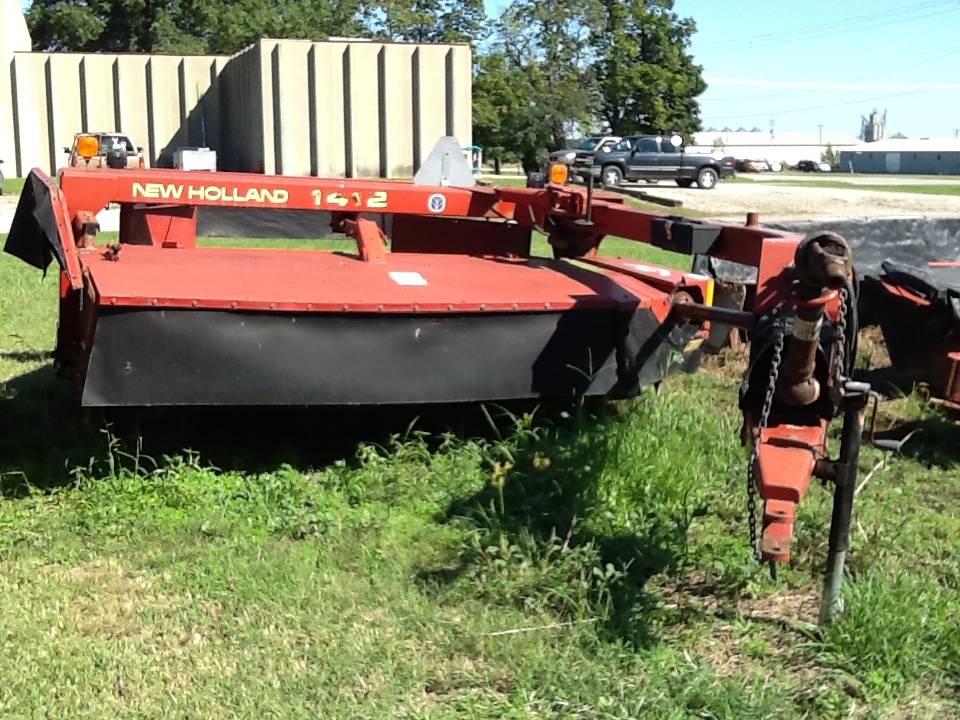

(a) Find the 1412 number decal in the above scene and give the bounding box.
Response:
[312,189,388,209]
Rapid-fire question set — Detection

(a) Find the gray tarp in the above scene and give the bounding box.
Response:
[196,207,390,239]
[770,217,960,280]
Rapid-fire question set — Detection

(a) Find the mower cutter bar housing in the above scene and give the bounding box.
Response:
[7,167,796,408]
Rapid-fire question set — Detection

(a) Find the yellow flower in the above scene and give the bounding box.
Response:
[533,454,551,470]
[492,461,513,488]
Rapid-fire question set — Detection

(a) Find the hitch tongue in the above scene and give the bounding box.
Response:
[775,232,853,407]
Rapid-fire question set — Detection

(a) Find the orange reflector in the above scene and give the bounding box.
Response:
[76,135,100,159]
[548,162,568,184]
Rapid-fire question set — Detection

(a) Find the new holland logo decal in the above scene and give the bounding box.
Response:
[428,193,447,213]
[132,182,289,205]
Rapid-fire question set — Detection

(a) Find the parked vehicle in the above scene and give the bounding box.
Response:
[64,132,145,169]
[549,136,621,165]
[736,159,770,173]
[796,159,832,173]
[576,134,736,189]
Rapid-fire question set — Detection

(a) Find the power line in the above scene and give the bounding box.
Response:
[710,6,960,54]
[696,0,954,48]
[693,7,958,55]
[705,46,960,103]
[695,0,957,52]
[705,89,924,122]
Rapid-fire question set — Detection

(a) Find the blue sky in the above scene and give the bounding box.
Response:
[19,0,960,138]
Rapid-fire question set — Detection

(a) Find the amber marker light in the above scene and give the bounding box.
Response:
[548,162,569,185]
[76,135,100,159]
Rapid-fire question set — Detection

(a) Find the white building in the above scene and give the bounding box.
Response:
[691,130,861,166]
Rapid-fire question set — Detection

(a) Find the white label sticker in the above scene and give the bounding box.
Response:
[389,271,428,286]
[626,262,672,278]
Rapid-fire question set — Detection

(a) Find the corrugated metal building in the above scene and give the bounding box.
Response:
[839,138,960,175]
[692,130,860,166]
[0,0,31,156]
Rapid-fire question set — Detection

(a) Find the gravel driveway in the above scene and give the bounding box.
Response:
[638,181,960,222]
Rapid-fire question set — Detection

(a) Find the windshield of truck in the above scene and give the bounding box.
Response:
[100,135,134,155]
[576,138,601,151]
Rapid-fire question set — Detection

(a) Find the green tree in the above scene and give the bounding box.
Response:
[472,52,528,172]
[822,143,840,167]
[27,0,370,54]
[27,0,217,52]
[471,0,705,170]
[590,0,705,138]
[197,0,370,53]
[488,0,601,169]
[367,0,487,44]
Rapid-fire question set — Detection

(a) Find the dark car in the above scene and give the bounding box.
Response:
[577,135,736,189]
[549,136,621,165]
[554,136,623,180]
[795,159,831,172]
[550,135,620,163]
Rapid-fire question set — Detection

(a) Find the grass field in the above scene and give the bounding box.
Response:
[1,176,25,196]
[1,232,959,718]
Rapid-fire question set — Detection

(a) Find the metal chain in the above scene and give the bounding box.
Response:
[747,320,785,561]
[834,287,849,385]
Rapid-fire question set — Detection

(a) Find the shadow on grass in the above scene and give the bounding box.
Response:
[3,365,681,648]
[871,417,960,469]
[852,367,960,468]
[0,366,97,494]
[0,363,564,494]
[1,349,52,363]
[419,407,689,649]
[855,366,925,398]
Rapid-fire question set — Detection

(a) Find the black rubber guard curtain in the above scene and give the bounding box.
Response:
[3,171,68,276]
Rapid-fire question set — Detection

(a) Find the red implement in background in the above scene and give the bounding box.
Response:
[863,260,960,405]
[4,165,864,623]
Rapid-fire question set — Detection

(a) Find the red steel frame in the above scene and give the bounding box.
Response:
[35,167,848,564]
[55,167,799,306]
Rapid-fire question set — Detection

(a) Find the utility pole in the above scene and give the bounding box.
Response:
[955,129,959,138]
[818,124,824,149]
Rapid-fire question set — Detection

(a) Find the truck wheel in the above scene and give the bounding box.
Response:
[697,167,718,189]
[601,165,623,187]
[675,179,694,188]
